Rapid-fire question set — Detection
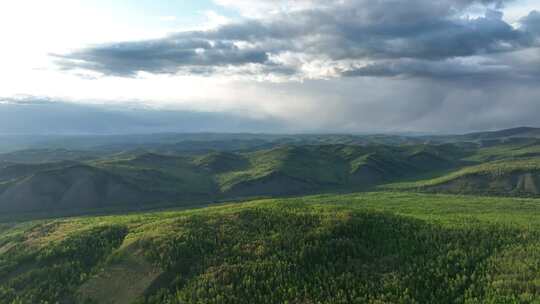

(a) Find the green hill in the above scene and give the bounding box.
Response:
[216,145,459,196]
[0,165,151,213]
[387,158,540,196]
[0,162,77,183]
[0,145,467,215]
[427,127,540,145]
[193,152,250,173]
[462,127,540,141]
[94,153,217,195]
[2,192,540,303]
[0,149,104,163]
[5,140,540,215]
[217,146,350,195]
[464,140,540,162]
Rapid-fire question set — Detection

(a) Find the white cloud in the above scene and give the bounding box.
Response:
[502,0,540,24]
[159,16,177,21]
[213,0,328,18]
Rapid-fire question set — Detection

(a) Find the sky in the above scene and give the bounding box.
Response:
[1,0,539,134]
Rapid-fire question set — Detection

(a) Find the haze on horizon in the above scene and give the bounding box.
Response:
[1,0,540,134]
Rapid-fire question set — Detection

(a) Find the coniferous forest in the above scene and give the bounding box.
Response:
[2,192,540,303]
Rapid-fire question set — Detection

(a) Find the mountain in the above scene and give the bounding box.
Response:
[0,165,152,213]
[2,127,540,215]
[2,126,540,155]
[462,127,540,140]
[0,149,103,163]
[0,144,466,214]
[426,127,540,145]
[397,158,540,196]
[0,133,422,154]
[0,161,76,183]
[194,152,250,173]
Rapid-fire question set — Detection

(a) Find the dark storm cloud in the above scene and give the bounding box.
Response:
[258,76,540,133]
[55,0,539,79]
[55,38,269,76]
[342,59,508,79]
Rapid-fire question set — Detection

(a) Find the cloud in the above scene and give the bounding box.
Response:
[340,56,521,82]
[55,38,269,77]
[39,0,540,135]
[54,0,540,80]
[240,75,540,133]
[521,10,540,35]
[0,97,288,134]
[341,41,540,86]
[3,70,540,135]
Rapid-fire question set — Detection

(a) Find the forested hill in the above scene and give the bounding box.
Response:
[1,133,540,215]
[0,144,463,214]
[1,126,539,154]
[1,192,540,303]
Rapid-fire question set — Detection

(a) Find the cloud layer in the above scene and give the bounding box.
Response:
[0,97,287,134]
[56,0,540,81]
[11,0,534,134]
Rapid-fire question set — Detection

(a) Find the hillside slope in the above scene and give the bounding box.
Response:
[95,153,217,196]
[7,140,540,215]
[216,145,460,196]
[463,127,540,140]
[1,192,540,303]
[0,165,152,213]
[0,144,467,214]
[0,149,104,164]
[427,127,540,145]
[387,158,540,196]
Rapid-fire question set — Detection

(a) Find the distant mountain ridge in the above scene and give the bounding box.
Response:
[0,144,463,214]
[461,127,540,140]
[1,127,540,215]
[1,126,540,154]
[0,164,150,213]
[426,127,540,144]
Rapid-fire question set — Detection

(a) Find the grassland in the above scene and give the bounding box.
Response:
[2,191,540,303]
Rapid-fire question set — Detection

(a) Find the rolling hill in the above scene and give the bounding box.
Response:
[0,165,152,213]
[462,127,540,140]
[0,149,104,164]
[386,158,540,196]
[427,127,540,145]
[0,144,465,214]
[0,161,77,183]
[1,127,540,215]
[2,192,540,303]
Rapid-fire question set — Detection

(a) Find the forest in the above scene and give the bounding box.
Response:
[1,192,540,303]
